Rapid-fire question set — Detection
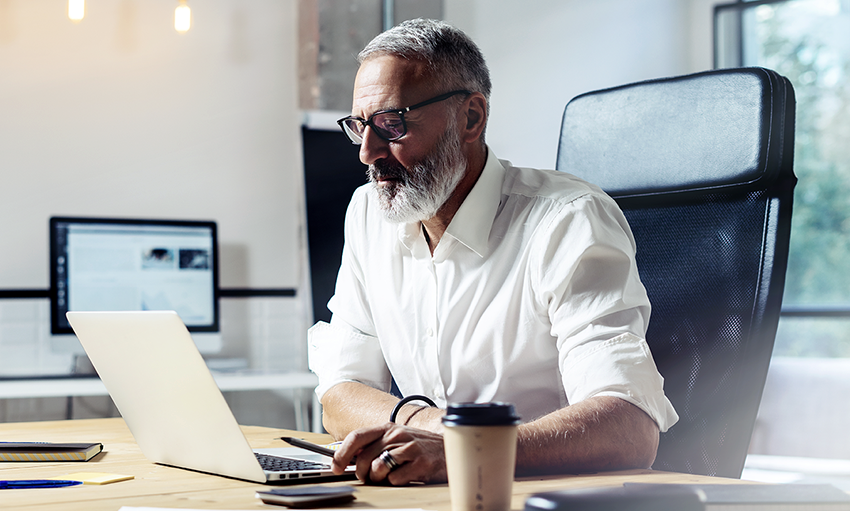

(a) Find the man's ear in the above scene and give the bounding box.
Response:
[459,92,487,144]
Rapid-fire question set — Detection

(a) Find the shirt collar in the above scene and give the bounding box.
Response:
[397,146,505,258]
[443,146,505,258]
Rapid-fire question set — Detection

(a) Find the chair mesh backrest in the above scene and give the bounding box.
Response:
[556,68,796,478]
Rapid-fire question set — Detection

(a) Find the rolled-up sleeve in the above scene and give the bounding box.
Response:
[561,332,678,432]
[536,192,679,432]
[307,320,392,401]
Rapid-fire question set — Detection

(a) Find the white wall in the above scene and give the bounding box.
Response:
[445,0,718,170]
[0,0,303,290]
[1,0,721,287]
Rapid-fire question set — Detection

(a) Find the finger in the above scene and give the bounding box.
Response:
[333,424,391,472]
[355,445,387,483]
[355,427,407,483]
[383,433,448,485]
[385,460,418,486]
[367,448,400,483]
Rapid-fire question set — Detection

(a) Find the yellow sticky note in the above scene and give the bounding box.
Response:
[51,472,134,485]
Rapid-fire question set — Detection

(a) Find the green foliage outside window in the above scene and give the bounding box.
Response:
[739,0,850,357]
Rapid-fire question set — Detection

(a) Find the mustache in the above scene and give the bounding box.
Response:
[368,160,408,183]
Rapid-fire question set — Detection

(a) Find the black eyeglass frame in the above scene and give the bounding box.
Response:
[337,89,472,144]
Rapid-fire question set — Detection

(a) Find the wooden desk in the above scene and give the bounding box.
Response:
[1,418,745,511]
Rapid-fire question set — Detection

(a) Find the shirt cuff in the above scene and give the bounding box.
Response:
[561,332,679,432]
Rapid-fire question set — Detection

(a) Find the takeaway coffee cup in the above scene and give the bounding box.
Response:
[442,402,521,511]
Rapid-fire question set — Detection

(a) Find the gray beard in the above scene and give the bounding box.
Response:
[368,125,467,224]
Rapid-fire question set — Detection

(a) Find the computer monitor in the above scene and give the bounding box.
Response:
[49,217,222,354]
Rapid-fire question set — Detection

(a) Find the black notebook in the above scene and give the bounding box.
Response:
[0,442,103,462]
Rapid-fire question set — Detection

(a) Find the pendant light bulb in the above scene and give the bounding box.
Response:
[68,0,85,22]
[175,0,192,33]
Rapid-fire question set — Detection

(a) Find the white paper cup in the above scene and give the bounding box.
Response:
[442,403,521,511]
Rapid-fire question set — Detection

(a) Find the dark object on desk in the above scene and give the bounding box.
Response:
[280,437,336,458]
[256,485,356,508]
[557,67,796,478]
[524,484,703,511]
[0,442,103,462]
[625,483,850,510]
[280,437,356,465]
[0,480,83,489]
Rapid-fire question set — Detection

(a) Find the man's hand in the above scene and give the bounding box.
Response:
[321,383,659,479]
[330,422,447,485]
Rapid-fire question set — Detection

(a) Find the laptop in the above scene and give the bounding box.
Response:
[66,310,355,483]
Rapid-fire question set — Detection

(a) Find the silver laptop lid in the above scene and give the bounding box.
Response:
[66,310,268,483]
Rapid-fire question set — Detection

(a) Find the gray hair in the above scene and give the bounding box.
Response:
[358,19,492,103]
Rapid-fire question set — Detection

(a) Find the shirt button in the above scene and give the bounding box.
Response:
[426,327,434,337]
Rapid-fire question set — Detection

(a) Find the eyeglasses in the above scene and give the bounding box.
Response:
[337,90,471,145]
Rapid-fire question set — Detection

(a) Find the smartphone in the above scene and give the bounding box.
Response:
[256,485,356,507]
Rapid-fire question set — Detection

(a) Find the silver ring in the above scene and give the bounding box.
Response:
[378,449,400,472]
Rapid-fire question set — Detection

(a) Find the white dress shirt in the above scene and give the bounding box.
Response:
[308,147,678,432]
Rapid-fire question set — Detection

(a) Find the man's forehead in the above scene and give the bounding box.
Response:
[352,56,433,113]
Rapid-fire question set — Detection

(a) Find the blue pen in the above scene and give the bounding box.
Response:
[0,480,82,489]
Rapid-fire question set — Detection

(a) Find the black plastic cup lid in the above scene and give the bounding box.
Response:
[441,402,521,426]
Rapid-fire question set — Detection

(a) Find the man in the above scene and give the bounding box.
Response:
[307,18,678,486]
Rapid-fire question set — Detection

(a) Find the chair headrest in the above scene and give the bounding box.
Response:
[557,67,795,200]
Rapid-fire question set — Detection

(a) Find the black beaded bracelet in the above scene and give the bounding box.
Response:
[389,394,437,423]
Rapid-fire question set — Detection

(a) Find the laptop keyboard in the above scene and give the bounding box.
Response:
[255,452,330,472]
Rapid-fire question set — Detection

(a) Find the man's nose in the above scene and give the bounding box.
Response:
[358,126,390,165]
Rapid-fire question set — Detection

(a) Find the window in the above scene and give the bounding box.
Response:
[716,0,850,358]
[298,0,443,112]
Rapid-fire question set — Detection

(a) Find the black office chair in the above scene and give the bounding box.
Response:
[556,67,796,478]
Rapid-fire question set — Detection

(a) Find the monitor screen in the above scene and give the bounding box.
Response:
[50,217,219,335]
